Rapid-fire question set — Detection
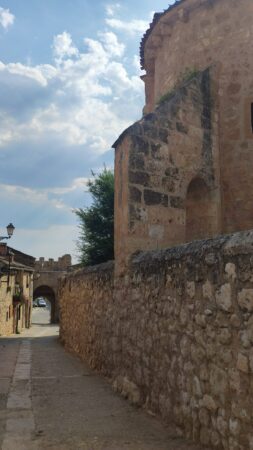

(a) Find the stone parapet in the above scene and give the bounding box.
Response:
[35,254,71,272]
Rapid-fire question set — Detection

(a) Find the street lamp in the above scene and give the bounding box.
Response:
[0,223,15,242]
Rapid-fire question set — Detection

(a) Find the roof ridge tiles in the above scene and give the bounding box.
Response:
[140,0,186,69]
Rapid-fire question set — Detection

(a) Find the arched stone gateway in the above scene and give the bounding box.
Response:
[33,254,72,323]
[33,285,57,323]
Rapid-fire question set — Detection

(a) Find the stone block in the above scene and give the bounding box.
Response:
[199,408,210,427]
[211,430,221,448]
[225,263,237,281]
[200,427,211,446]
[129,170,150,187]
[218,328,232,345]
[170,196,184,209]
[129,186,142,203]
[202,394,218,412]
[131,135,149,155]
[215,283,233,312]
[202,279,213,300]
[143,189,168,206]
[238,289,253,312]
[186,281,195,299]
[229,418,241,437]
[210,364,228,402]
[217,415,228,438]
[237,353,249,373]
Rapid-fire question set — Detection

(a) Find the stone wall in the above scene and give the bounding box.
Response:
[142,0,252,114]
[59,261,115,371]
[0,276,14,336]
[141,0,253,237]
[59,230,253,449]
[113,69,220,271]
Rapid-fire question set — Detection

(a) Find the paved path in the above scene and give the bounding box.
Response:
[0,309,207,450]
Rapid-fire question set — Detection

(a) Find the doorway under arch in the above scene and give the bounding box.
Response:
[33,285,57,323]
[185,177,217,242]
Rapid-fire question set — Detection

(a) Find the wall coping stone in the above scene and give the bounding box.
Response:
[131,230,253,272]
[64,260,114,280]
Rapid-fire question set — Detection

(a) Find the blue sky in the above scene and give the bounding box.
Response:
[0,0,173,262]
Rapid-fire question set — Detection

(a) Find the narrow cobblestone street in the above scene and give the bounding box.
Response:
[0,309,206,450]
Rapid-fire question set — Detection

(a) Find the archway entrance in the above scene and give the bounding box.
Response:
[33,285,57,324]
[185,177,217,242]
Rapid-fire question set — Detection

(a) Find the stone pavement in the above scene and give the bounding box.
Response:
[0,309,208,450]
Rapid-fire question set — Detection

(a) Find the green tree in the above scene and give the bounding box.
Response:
[75,168,114,266]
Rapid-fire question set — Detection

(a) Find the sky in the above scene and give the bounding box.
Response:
[0,0,173,263]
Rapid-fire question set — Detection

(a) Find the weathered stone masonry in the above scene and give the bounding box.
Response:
[114,69,220,271]
[114,0,253,272]
[59,262,114,372]
[60,230,253,449]
[59,0,253,448]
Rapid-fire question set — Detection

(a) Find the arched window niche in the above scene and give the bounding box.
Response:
[185,177,217,242]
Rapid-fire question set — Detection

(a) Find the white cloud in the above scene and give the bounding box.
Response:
[45,178,89,195]
[105,17,148,35]
[0,183,68,210]
[0,178,90,242]
[0,178,89,201]
[0,61,51,86]
[149,10,156,20]
[98,31,125,57]
[133,54,141,73]
[0,7,14,30]
[53,31,79,61]
[0,113,15,145]
[105,3,121,17]
[104,61,142,93]
[0,28,144,152]
[105,2,149,36]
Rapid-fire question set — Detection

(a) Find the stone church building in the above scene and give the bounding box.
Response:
[113,0,253,270]
[60,2,253,448]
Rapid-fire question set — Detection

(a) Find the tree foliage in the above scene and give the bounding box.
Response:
[75,168,114,266]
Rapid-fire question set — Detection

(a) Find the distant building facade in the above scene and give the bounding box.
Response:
[0,244,35,336]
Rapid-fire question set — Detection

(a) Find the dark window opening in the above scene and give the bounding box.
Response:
[251,103,253,132]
